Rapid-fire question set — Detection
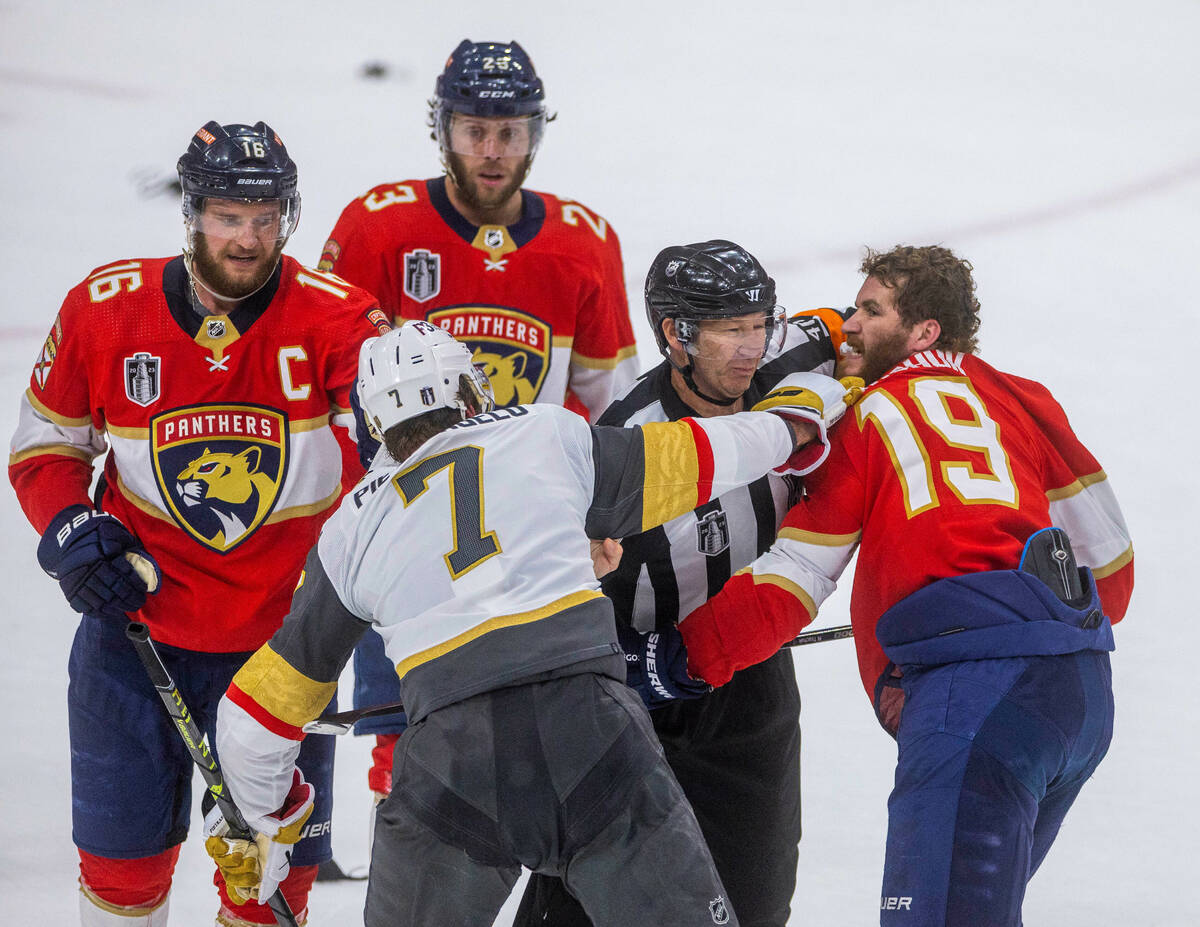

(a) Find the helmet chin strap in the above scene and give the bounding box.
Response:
[669,355,740,408]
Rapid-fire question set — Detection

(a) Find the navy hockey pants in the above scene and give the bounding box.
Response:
[881,650,1113,927]
[352,626,408,735]
[67,614,336,864]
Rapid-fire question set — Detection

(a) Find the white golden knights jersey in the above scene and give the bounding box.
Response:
[215,404,800,822]
[318,177,638,421]
[599,309,848,631]
[9,255,388,651]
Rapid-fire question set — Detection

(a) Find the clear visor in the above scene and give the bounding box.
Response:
[184,194,300,245]
[439,111,546,159]
[676,306,787,361]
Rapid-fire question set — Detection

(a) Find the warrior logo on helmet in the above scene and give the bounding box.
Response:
[151,403,289,553]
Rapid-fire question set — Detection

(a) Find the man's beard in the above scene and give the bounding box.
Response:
[445,151,527,215]
[191,233,282,303]
[860,328,917,385]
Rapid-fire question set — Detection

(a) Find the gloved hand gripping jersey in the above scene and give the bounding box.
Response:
[751,372,864,475]
[617,623,710,709]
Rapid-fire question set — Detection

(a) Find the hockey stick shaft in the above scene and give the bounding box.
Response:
[303,623,857,735]
[786,623,854,646]
[125,622,299,927]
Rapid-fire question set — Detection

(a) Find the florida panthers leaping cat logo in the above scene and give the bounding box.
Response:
[176,446,277,548]
[151,404,289,553]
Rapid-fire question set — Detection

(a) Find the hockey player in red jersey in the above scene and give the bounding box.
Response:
[678,245,1134,926]
[318,39,640,806]
[10,121,385,926]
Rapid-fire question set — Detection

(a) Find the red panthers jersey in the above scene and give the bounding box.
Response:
[9,255,387,651]
[318,176,638,421]
[681,349,1134,701]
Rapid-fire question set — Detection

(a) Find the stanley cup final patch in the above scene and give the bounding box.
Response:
[125,352,162,406]
[150,403,289,553]
[696,509,730,557]
[403,248,441,303]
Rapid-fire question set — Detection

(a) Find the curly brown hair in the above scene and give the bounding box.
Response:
[860,245,981,354]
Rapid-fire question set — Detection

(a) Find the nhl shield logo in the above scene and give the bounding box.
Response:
[696,509,730,557]
[125,352,161,407]
[708,896,730,925]
[404,249,441,303]
[150,403,289,553]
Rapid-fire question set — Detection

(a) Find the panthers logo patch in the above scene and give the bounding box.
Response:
[426,305,550,407]
[150,403,289,553]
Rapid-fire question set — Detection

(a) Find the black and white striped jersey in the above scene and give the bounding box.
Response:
[598,309,846,631]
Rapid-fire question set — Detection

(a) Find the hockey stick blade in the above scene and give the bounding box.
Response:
[302,699,406,735]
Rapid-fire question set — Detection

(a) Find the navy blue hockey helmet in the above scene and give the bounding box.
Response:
[177,121,301,242]
[645,240,784,361]
[430,40,551,173]
[435,40,546,118]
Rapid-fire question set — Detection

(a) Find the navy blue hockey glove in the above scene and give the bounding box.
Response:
[349,379,382,469]
[617,623,711,710]
[37,504,161,620]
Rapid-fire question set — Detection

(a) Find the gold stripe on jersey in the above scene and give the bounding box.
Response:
[8,443,97,466]
[289,413,334,433]
[115,474,175,523]
[395,588,605,680]
[1045,470,1108,502]
[263,484,343,524]
[233,644,336,727]
[24,388,92,428]
[1092,544,1134,580]
[740,567,819,619]
[570,343,640,369]
[776,526,863,547]
[639,421,701,532]
[106,423,150,440]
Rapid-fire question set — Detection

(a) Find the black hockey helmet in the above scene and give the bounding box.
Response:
[645,239,782,361]
[176,120,301,242]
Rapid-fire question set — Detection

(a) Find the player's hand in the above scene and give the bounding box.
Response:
[204,768,315,905]
[349,379,383,469]
[590,538,623,579]
[37,504,161,620]
[752,373,865,475]
[616,623,710,709]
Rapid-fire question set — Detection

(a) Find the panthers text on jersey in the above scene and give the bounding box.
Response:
[681,350,1134,713]
[212,403,799,824]
[318,177,638,421]
[10,255,388,651]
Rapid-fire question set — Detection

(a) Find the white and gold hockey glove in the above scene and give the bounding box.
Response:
[203,768,314,905]
[752,372,864,475]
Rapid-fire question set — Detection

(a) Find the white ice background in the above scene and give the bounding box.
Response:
[0,1,1196,924]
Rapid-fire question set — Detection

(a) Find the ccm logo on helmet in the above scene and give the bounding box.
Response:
[478,90,516,98]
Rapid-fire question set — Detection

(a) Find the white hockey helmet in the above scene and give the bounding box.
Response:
[357,321,495,440]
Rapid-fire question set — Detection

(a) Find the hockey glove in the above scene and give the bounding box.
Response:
[204,768,315,905]
[349,379,382,469]
[617,623,710,710]
[752,373,865,475]
[37,504,160,620]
